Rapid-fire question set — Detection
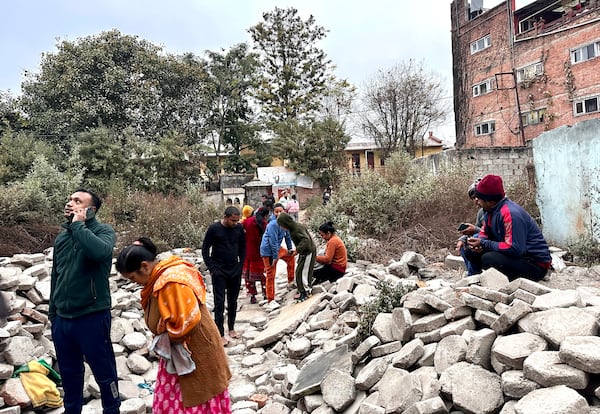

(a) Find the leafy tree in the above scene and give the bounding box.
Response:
[204,43,261,173]
[141,131,199,195]
[248,7,333,124]
[320,78,356,124]
[0,90,27,133]
[0,131,60,185]
[68,127,128,194]
[159,53,211,147]
[360,60,448,159]
[272,117,350,186]
[21,30,208,142]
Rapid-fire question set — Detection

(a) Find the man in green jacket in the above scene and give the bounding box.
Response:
[49,189,120,414]
[277,212,316,302]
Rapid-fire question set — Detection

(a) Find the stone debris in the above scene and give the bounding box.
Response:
[1,248,599,413]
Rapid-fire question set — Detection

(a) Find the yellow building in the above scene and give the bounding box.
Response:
[344,139,385,174]
[344,132,445,172]
[416,132,445,158]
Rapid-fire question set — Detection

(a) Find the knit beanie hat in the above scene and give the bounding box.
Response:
[474,174,505,202]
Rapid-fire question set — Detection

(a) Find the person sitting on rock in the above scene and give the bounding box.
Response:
[313,221,348,284]
[463,174,552,281]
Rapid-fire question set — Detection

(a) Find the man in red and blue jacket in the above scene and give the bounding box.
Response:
[464,174,552,281]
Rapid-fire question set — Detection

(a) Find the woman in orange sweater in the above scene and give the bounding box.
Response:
[313,222,348,284]
[116,238,231,413]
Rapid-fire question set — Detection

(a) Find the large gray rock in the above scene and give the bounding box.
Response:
[412,366,441,400]
[321,369,355,411]
[531,289,583,311]
[355,357,389,391]
[517,307,598,347]
[372,313,402,343]
[3,336,37,366]
[376,367,422,413]
[501,370,540,399]
[491,332,548,370]
[465,328,496,369]
[479,268,510,290]
[248,293,325,348]
[513,385,589,414]
[490,299,532,334]
[434,335,467,374]
[439,362,503,414]
[412,313,447,334]
[559,336,600,374]
[391,338,424,370]
[404,396,448,414]
[289,345,351,399]
[523,351,589,389]
[392,307,413,343]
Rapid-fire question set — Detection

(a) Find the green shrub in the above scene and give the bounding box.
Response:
[0,185,49,225]
[0,155,83,226]
[0,131,62,185]
[357,280,416,342]
[568,235,600,266]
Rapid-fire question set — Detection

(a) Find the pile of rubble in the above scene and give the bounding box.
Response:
[1,248,600,414]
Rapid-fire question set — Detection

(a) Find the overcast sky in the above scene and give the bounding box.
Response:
[0,0,534,144]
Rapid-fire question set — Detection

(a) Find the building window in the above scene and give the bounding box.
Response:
[474,121,496,136]
[472,78,494,97]
[519,18,535,33]
[574,96,599,116]
[521,109,546,126]
[516,62,544,82]
[571,41,600,64]
[470,35,491,54]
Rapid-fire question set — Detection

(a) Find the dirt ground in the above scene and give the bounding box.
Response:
[0,224,60,257]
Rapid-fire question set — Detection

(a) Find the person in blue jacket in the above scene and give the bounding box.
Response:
[464,174,552,281]
[260,203,295,302]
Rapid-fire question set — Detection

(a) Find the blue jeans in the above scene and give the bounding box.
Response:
[459,245,478,276]
[51,310,120,414]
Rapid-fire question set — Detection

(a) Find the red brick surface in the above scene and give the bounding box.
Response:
[451,0,600,148]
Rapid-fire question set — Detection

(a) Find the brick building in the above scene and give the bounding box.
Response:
[450,0,600,148]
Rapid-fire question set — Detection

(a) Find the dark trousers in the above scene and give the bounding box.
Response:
[212,271,242,336]
[464,250,548,281]
[51,310,120,414]
[295,252,315,295]
[313,263,344,285]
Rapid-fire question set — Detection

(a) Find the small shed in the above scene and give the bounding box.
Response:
[221,187,245,206]
[243,178,272,209]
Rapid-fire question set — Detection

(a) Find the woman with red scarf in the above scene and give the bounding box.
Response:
[116,238,231,413]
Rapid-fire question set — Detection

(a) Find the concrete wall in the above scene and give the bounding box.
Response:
[533,119,600,245]
[414,146,534,187]
[416,121,600,247]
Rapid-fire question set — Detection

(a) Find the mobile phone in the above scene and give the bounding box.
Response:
[457,223,469,231]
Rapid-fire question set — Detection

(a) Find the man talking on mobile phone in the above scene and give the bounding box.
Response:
[49,189,120,414]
